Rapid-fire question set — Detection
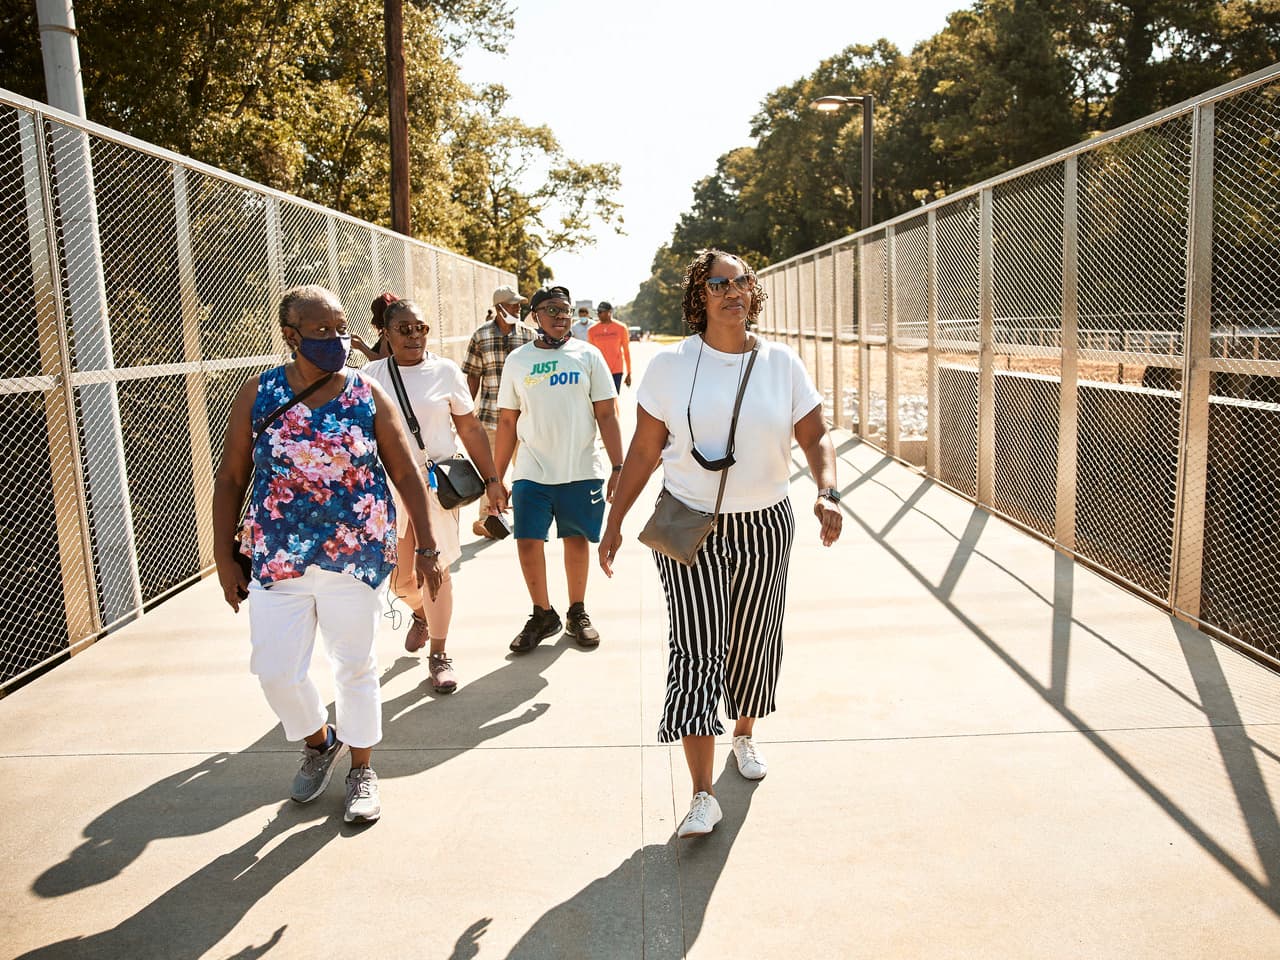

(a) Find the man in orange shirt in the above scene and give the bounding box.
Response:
[586,302,631,392]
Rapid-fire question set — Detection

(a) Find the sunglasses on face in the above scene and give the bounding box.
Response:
[393,322,428,337]
[705,275,754,297]
[538,305,574,318]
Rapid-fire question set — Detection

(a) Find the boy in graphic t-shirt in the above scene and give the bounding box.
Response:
[494,286,625,654]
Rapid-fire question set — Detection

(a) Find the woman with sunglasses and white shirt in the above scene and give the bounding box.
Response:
[364,298,508,694]
[598,249,842,839]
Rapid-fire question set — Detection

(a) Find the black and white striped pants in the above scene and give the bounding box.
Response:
[654,497,795,743]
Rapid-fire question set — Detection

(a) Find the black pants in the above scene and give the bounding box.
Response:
[654,498,795,743]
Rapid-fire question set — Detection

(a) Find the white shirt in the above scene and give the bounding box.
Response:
[570,318,594,340]
[497,338,617,484]
[636,335,822,513]
[364,355,474,464]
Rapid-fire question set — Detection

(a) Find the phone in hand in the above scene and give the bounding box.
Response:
[483,511,512,540]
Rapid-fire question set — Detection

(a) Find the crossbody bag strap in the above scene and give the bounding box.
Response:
[710,343,760,518]
[386,356,426,451]
[251,371,334,442]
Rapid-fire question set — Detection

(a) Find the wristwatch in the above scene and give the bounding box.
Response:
[414,547,441,558]
[484,476,500,485]
[817,488,841,504]
[610,464,623,473]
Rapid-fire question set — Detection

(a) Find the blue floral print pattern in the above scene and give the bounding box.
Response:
[239,366,396,588]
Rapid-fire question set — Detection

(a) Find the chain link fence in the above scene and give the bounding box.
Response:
[0,87,515,692]
[757,63,1280,669]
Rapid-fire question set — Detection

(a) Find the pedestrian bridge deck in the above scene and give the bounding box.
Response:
[3,366,1279,957]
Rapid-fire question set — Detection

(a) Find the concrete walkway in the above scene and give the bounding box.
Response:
[3,342,1279,958]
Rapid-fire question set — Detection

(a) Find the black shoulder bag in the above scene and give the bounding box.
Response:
[385,356,485,510]
[233,372,334,589]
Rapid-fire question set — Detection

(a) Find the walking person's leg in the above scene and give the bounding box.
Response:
[654,530,733,837]
[314,567,384,823]
[247,569,348,803]
[559,479,605,647]
[722,501,795,780]
[510,480,562,652]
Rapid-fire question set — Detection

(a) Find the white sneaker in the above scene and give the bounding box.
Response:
[344,766,381,824]
[677,791,722,838]
[732,735,767,780]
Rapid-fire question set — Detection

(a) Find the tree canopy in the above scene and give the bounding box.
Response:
[625,0,1280,334]
[0,0,619,289]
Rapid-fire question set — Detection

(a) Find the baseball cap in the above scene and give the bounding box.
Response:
[529,286,572,312]
[597,301,613,311]
[492,285,528,306]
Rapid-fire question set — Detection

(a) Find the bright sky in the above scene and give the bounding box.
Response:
[457,0,963,309]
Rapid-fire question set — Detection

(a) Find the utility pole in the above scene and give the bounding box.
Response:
[384,0,411,236]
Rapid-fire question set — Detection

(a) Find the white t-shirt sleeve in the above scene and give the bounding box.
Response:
[444,360,476,416]
[787,346,823,423]
[635,351,673,425]
[589,347,618,402]
[497,354,521,411]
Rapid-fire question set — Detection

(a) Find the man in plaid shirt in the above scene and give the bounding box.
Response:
[464,285,536,538]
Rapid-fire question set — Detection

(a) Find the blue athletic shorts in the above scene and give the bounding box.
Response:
[511,479,606,542]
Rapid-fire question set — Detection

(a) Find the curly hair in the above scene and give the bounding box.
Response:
[679,249,767,335]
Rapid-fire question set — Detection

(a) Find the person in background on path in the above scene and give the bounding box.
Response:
[351,291,396,362]
[570,306,594,341]
[586,301,632,393]
[213,285,445,825]
[463,286,535,539]
[364,298,508,694]
[597,250,842,840]
[495,285,624,654]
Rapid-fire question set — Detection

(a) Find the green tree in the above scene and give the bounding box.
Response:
[447,85,623,290]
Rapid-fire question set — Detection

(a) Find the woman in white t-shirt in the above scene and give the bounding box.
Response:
[598,250,842,840]
[365,299,508,693]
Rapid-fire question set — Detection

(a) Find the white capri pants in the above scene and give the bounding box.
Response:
[247,565,384,748]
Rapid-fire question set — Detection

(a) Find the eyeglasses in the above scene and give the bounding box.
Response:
[705,275,754,298]
[538,305,574,318]
[392,322,428,337]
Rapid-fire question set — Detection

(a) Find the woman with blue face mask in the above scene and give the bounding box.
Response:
[212,285,444,826]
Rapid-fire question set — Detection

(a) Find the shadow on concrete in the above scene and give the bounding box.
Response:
[838,446,1280,916]
[447,758,759,960]
[23,642,571,957]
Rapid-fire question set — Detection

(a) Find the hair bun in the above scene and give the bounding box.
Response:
[371,291,398,327]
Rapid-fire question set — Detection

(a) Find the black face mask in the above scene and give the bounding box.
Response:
[537,327,572,348]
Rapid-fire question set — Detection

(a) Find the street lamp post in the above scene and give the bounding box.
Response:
[809,94,874,230]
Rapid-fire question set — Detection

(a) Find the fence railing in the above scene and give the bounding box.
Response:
[757,62,1280,669]
[0,87,515,692]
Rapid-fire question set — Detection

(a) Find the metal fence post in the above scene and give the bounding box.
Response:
[857,237,871,441]
[43,119,144,625]
[171,163,216,567]
[926,211,939,476]
[264,196,285,352]
[1170,103,1215,618]
[831,247,843,430]
[1055,158,1081,551]
[885,226,899,459]
[19,110,99,641]
[977,188,996,505]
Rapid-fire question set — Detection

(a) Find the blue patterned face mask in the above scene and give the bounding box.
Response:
[290,330,351,371]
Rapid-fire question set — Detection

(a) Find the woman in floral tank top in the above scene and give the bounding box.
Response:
[213,286,443,825]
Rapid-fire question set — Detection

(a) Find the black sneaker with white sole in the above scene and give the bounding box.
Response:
[564,602,600,648]
[510,605,562,653]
